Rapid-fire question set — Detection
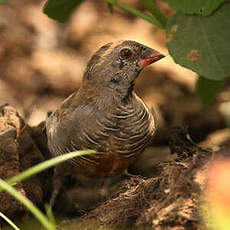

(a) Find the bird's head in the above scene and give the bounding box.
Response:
[82,40,164,99]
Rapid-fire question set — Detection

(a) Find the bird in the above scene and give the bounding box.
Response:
[46,40,165,206]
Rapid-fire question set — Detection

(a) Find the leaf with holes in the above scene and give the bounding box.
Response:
[166,2,230,80]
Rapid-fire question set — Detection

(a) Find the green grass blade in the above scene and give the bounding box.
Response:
[0,212,20,230]
[45,204,56,226]
[0,179,55,230]
[3,150,95,190]
[104,0,163,28]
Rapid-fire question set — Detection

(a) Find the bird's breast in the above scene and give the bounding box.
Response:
[111,97,156,158]
[46,94,156,176]
[77,97,155,175]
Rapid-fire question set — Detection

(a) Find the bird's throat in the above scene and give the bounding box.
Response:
[122,81,135,103]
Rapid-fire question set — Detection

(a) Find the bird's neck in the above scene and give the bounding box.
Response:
[79,81,135,106]
[120,81,135,103]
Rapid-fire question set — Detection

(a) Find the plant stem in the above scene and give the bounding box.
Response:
[104,0,164,28]
[139,0,167,28]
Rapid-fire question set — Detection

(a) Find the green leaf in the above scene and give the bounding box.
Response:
[203,0,227,16]
[104,0,164,28]
[162,0,226,16]
[43,0,84,23]
[0,0,8,4]
[166,2,230,80]
[195,76,224,105]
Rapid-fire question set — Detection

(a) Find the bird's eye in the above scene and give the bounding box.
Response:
[120,48,132,59]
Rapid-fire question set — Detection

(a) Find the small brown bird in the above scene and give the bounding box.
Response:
[46,40,165,206]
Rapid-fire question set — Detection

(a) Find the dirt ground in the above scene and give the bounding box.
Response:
[0,0,230,229]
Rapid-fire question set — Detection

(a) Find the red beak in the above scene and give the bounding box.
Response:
[139,49,165,68]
